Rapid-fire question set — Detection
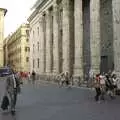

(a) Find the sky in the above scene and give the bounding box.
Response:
[0,0,36,37]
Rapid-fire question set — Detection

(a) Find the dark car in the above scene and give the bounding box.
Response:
[0,67,12,77]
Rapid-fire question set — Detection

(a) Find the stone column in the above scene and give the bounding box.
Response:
[112,0,120,74]
[90,0,101,74]
[62,0,70,73]
[43,14,47,73]
[49,10,53,74]
[0,8,7,67]
[39,16,44,73]
[74,0,83,80]
[53,1,60,74]
[46,10,52,74]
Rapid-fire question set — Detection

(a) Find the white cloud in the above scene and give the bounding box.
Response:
[0,0,36,37]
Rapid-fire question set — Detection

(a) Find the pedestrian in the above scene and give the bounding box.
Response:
[105,74,114,99]
[27,72,31,82]
[99,74,106,100]
[64,72,70,87]
[70,74,73,86]
[5,69,21,115]
[88,69,94,87]
[112,74,118,97]
[59,73,65,87]
[94,74,101,102]
[32,70,36,84]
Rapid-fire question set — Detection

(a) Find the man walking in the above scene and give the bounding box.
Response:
[5,69,21,115]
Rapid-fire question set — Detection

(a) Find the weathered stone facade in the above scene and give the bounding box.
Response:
[100,0,114,73]
[112,0,120,75]
[28,0,120,81]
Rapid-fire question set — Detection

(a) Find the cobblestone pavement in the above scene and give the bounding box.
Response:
[0,79,120,120]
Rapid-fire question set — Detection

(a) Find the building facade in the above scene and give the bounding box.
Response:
[3,35,10,66]
[4,24,30,72]
[0,8,7,67]
[28,0,120,81]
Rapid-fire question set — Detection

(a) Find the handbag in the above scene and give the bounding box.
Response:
[1,95,9,110]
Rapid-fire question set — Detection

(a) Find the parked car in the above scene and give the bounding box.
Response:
[0,67,12,77]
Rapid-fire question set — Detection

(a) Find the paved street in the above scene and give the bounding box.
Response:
[0,80,120,120]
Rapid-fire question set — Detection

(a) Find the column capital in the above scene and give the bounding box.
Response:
[53,0,58,5]
[45,10,50,20]
[39,15,43,23]
[53,2,59,17]
[53,2,58,9]
[62,0,69,9]
[45,10,50,15]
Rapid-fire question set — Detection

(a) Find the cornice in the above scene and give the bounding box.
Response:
[0,8,7,16]
[27,0,48,22]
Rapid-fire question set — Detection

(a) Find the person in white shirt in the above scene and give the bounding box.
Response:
[88,69,94,87]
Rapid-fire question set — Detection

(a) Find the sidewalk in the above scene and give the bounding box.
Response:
[37,79,94,90]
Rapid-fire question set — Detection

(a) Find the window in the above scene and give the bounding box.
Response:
[25,47,27,52]
[33,31,34,38]
[33,59,35,68]
[20,47,21,52]
[33,44,35,53]
[37,58,39,68]
[37,42,39,51]
[37,27,39,35]
[26,57,29,62]
[26,38,29,42]
[25,47,30,52]
[26,30,29,36]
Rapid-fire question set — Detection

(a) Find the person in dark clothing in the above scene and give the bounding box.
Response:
[32,70,36,84]
[5,70,21,115]
[65,72,69,86]
[94,74,101,102]
[105,74,114,99]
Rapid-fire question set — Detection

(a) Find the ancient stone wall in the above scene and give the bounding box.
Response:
[100,0,114,73]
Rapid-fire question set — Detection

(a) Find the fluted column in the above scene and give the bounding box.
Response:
[43,14,47,73]
[53,2,60,74]
[112,0,120,74]
[39,16,44,73]
[74,0,83,80]
[90,0,101,74]
[46,10,52,74]
[62,0,70,73]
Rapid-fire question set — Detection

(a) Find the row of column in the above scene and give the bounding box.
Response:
[38,0,101,78]
[74,0,120,79]
[38,0,120,79]
[74,0,101,80]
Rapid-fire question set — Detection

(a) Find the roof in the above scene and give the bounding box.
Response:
[28,0,48,22]
[31,0,44,10]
